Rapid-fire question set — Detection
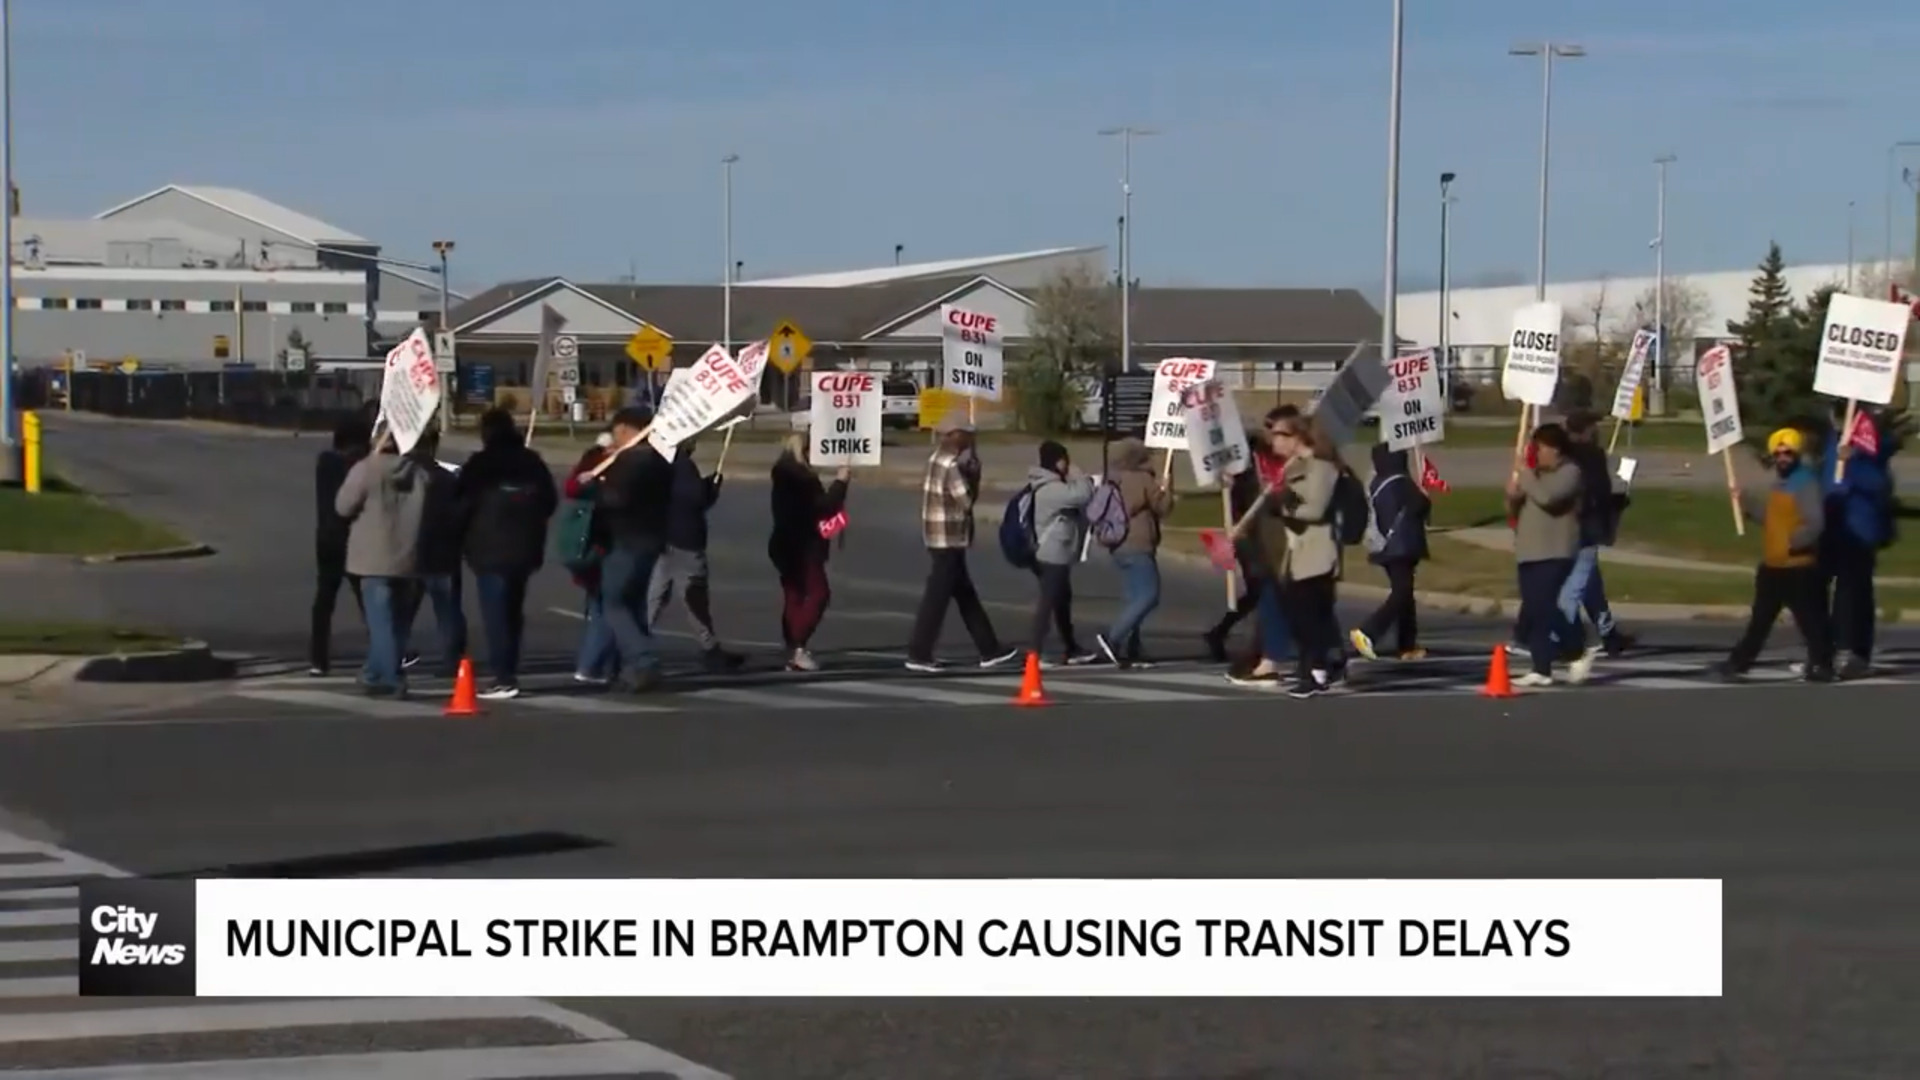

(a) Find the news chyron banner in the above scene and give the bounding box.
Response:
[80,879,1725,998]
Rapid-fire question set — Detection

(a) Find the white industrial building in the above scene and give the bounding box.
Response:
[1394,261,1873,380]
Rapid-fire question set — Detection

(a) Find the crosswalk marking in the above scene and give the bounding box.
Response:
[0,975,78,998]
[0,938,75,963]
[0,906,75,928]
[974,674,1215,703]
[0,885,77,903]
[233,688,434,718]
[687,686,841,709]
[517,692,670,713]
[818,680,1012,706]
[7,1041,727,1079]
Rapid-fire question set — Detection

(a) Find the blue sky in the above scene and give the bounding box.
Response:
[13,0,1920,293]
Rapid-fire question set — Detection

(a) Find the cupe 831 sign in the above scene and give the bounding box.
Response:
[1380,349,1444,451]
[1145,357,1216,451]
[940,304,1003,402]
[808,371,882,466]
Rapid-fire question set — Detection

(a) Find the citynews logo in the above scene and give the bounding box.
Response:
[90,904,186,965]
[79,879,197,996]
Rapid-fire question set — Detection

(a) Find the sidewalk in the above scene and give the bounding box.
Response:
[1443,526,1920,586]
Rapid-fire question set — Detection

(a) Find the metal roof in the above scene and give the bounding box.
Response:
[740,247,1103,288]
[94,185,370,246]
[11,217,242,266]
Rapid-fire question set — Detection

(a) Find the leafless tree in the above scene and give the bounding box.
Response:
[1854,258,1916,299]
[1619,280,1710,351]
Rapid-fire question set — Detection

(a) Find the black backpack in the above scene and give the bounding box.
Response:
[1331,468,1370,547]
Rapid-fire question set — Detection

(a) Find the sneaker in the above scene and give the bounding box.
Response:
[1397,648,1428,661]
[1504,641,1527,657]
[1065,650,1103,667]
[1513,672,1554,688]
[979,648,1022,669]
[307,665,328,678]
[477,683,520,701]
[1094,633,1122,668]
[619,668,662,693]
[1711,661,1748,682]
[1348,629,1378,661]
[572,672,611,687]
[702,647,747,672]
[1287,677,1329,699]
[1802,663,1836,683]
[1202,628,1230,664]
[1788,661,1806,677]
[1837,655,1872,681]
[1224,668,1279,688]
[904,659,943,673]
[1561,648,1598,685]
[1602,632,1637,657]
[787,648,820,673]
[401,653,420,670]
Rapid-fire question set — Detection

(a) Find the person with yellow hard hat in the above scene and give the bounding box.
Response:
[1716,427,1835,682]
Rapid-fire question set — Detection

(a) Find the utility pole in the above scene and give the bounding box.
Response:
[1380,0,1405,367]
[722,154,738,354]
[432,239,455,434]
[1439,172,1456,373]
[1887,142,1920,287]
[1510,42,1585,301]
[1099,126,1157,371]
[1651,154,1674,416]
[1848,201,1856,293]
[0,0,18,483]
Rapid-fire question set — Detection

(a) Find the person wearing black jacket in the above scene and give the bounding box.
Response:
[768,433,850,671]
[594,406,676,692]
[396,429,469,678]
[1557,411,1633,656]
[1349,443,1430,660]
[453,408,557,699]
[646,435,744,671]
[309,417,371,675]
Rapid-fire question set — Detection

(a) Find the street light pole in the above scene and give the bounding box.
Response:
[0,0,17,483]
[722,154,738,354]
[1651,154,1674,416]
[1380,0,1405,368]
[431,241,455,331]
[1848,200,1857,293]
[1099,126,1157,371]
[1509,41,1585,302]
[1439,172,1456,371]
[1886,142,1920,287]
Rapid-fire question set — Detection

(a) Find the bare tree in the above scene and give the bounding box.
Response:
[1854,258,1916,299]
[1562,279,1616,389]
[1618,280,1710,350]
[1015,264,1118,432]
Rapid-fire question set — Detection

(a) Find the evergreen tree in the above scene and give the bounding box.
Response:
[1728,244,1809,451]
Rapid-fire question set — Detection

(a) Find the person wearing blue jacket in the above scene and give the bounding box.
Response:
[1820,404,1897,677]
[1349,443,1429,660]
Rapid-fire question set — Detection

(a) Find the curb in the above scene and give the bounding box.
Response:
[69,640,234,683]
[79,543,217,565]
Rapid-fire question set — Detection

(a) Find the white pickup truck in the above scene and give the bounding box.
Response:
[881,376,920,430]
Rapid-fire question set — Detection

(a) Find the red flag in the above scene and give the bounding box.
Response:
[1197,529,1237,572]
[1254,452,1286,489]
[1847,411,1880,457]
[817,510,849,539]
[1420,456,1451,493]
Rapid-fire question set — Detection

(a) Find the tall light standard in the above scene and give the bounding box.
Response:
[722,153,738,353]
[1847,201,1856,293]
[1098,126,1156,372]
[430,240,455,330]
[0,0,17,483]
[1884,141,1920,287]
[1380,0,1405,366]
[1509,41,1585,301]
[1438,172,1457,370]
[1650,153,1674,416]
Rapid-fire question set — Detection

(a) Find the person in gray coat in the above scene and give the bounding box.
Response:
[1025,441,1098,664]
[1504,423,1596,687]
[334,430,432,697]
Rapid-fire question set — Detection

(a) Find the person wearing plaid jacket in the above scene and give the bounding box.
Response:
[904,418,1020,672]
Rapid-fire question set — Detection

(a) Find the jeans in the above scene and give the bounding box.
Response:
[602,544,665,680]
[1556,546,1615,642]
[1106,550,1162,655]
[906,548,1003,662]
[473,568,532,685]
[399,573,467,676]
[359,577,409,689]
[1729,564,1835,671]
[575,587,620,680]
[1820,531,1878,663]
[1281,573,1338,681]
[1030,562,1080,656]
[1359,559,1419,653]
[308,546,363,672]
[1256,578,1293,663]
[647,546,718,650]
[1517,559,1575,676]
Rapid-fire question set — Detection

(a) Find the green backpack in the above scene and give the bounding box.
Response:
[552,495,601,573]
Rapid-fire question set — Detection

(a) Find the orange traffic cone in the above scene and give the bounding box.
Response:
[1011,651,1051,706]
[444,658,481,716]
[1479,645,1514,698]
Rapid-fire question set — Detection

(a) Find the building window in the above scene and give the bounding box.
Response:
[210,300,235,313]
[290,301,316,314]
[159,299,186,312]
[322,301,348,315]
[74,298,102,310]
[242,300,266,313]
[41,297,68,310]
[126,299,154,311]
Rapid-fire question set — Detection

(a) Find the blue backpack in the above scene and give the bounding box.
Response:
[999,485,1040,569]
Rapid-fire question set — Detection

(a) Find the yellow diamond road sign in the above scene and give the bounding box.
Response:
[768,320,811,374]
[625,325,673,372]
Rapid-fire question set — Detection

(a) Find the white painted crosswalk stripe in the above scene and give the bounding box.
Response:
[0,885,77,903]
[815,681,1011,707]
[686,686,841,709]
[232,688,434,718]
[0,906,75,928]
[0,937,76,963]
[517,693,671,713]
[973,675,1215,703]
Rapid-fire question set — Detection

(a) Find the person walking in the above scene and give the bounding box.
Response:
[768,432,851,671]
[1819,403,1896,678]
[398,428,468,677]
[1023,440,1097,665]
[904,418,1019,672]
[333,429,432,698]
[1258,415,1344,698]
[1717,427,1835,682]
[309,416,370,676]
[1221,431,1296,686]
[594,406,677,693]
[1557,411,1633,656]
[454,408,558,700]
[1349,443,1429,661]
[647,433,745,672]
[1505,423,1596,687]
[562,432,619,685]
[1095,437,1173,669]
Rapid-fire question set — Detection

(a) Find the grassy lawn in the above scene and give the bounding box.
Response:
[0,622,182,655]
[0,478,188,556]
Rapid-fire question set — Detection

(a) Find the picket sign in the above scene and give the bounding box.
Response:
[1696,344,1745,536]
[940,304,1003,424]
[649,341,769,457]
[1817,293,1909,482]
[373,328,440,455]
[1504,303,1565,474]
[1146,357,1217,481]
[808,370,883,467]
[1181,378,1251,606]
[1608,329,1655,454]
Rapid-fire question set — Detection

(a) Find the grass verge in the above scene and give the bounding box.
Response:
[0,622,183,655]
[0,478,189,556]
